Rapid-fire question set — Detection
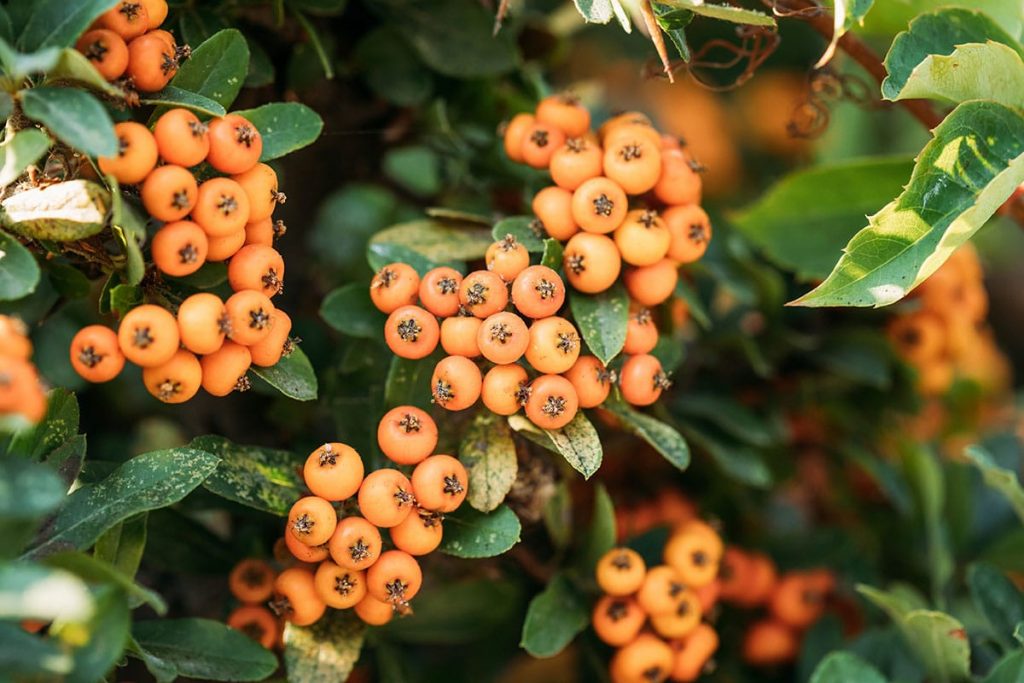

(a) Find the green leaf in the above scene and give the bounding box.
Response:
[7,388,78,459]
[384,354,436,411]
[603,395,690,471]
[20,87,116,158]
[576,483,615,574]
[815,0,874,67]
[250,346,318,401]
[966,445,1024,525]
[353,26,433,107]
[0,127,50,190]
[381,579,524,644]
[673,277,709,328]
[674,393,776,447]
[0,458,65,519]
[368,220,491,268]
[320,283,386,339]
[902,445,952,598]
[986,651,1024,683]
[19,0,117,51]
[810,652,887,683]
[291,9,335,79]
[0,563,93,622]
[888,42,1024,108]
[881,9,1023,102]
[191,435,302,517]
[661,0,775,26]
[25,448,220,558]
[0,42,61,79]
[793,101,1024,308]
[568,282,628,366]
[383,146,440,198]
[165,29,249,111]
[540,238,564,271]
[283,611,365,683]
[138,86,227,117]
[652,4,693,61]
[67,584,130,683]
[459,411,518,513]
[134,618,278,682]
[93,512,148,580]
[438,504,521,558]
[108,283,142,317]
[732,156,914,281]
[572,0,631,29]
[0,229,40,301]
[519,573,588,658]
[683,425,772,487]
[44,48,124,97]
[968,563,1024,649]
[491,216,545,253]
[508,412,603,479]
[109,188,146,285]
[0,622,73,678]
[236,102,324,162]
[44,550,165,615]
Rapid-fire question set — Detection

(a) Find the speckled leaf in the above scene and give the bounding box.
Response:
[540,238,563,271]
[164,29,248,110]
[569,282,628,365]
[236,102,324,162]
[139,87,226,117]
[439,504,521,558]
[368,220,492,265]
[508,412,602,479]
[7,388,78,459]
[966,445,1024,525]
[192,435,302,517]
[25,448,219,559]
[284,611,365,683]
[250,346,318,401]
[793,101,1024,308]
[459,412,518,513]
[491,216,544,253]
[604,396,689,471]
[520,573,588,658]
[134,618,278,681]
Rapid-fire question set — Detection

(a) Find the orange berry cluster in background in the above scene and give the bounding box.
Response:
[0,316,47,424]
[593,520,834,681]
[272,433,467,627]
[76,0,181,93]
[505,95,711,307]
[886,244,1010,397]
[69,108,295,404]
[226,558,286,650]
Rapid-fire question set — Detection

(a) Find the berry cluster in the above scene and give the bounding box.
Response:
[0,316,46,424]
[887,245,1009,396]
[505,96,711,307]
[226,558,285,650]
[69,106,295,403]
[275,435,468,627]
[76,0,184,93]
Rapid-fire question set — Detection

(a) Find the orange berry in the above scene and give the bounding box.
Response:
[769,571,832,629]
[117,304,179,367]
[663,205,711,264]
[143,349,201,403]
[70,325,125,383]
[600,116,658,147]
[328,516,383,571]
[288,496,337,547]
[193,177,251,237]
[232,163,284,223]
[227,244,285,297]
[563,232,620,294]
[224,290,275,346]
[99,121,158,185]
[615,209,671,267]
[151,220,208,277]
[592,595,645,647]
[153,108,210,168]
[718,547,751,603]
[458,270,508,319]
[229,558,275,603]
[205,228,246,262]
[177,293,229,355]
[532,186,578,241]
[354,594,394,626]
[138,0,169,28]
[550,137,603,190]
[141,164,197,222]
[419,267,462,318]
[524,374,578,430]
[206,114,262,175]
[503,112,535,163]
[272,567,326,627]
[737,552,778,608]
[75,29,129,81]
[431,355,482,411]
[390,508,444,556]
[249,309,292,367]
[283,532,329,564]
[596,547,646,596]
[742,619,799,666]
[377,406,437,466]
[510,265,565,319]
[385,305,440,360]
[314,561,367,609]
[887,310,946,365]
[670,623,720,682]
[0,315,32,360]
[226,605,279,649]
[650,589,702,639]
[623,259,679,308]
[654,148,702,206]
[603,135,662,195]
[536,94,591,137]
[481,363,529,416]
[623,305,658,355]
[357,469,416,528]
[303,442,364,501]
[637,565,687,616]
[411,454,467,513]
[370,263,420,314]
[520,121,566,169]
[440,315,482,358]
[525,316,580,374]
[486,235,530,282]
[366,550,422,605]
[0,357,44,422]
[609,633,674,683]
[563,355,613,408]
[199,341,252,397]
[244,217,284,247]
[477,312,529,364]
[663,520,723,588]
[97,1,149,40]
[126,32,177,92]
[572,177,627,234]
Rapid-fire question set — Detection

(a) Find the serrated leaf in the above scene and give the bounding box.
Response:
[236,102,324,162]
[667,0,775,26]
[250,346,318,401]
[887,42,1024,108]
[192,435,302,517]
[20,87,116,158]
[18,0,117,51]
[134,618,278,682]
[519,573,588,658]
[438,504,521,558]
[733,156,914,281]
[460,412,518,512]
[320,283,387,339]
[368,220,491,267]
[491,216,545,253]
[793,101,1024,308]
[603,395,689,470]
[817,0,875,67]
[508,412,603,479]
[0,229,40,301]
[966,445,1024,525]
[0,128,50,190]
[568,282,629,365]
[139,86,227,117]
[284,611,364,683]
[163,29,249,111]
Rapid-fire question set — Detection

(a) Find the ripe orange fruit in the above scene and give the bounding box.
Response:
[503,113,535,163]
[117,304,180,367]
[609,633,674,683]
[510,265,565,319]
[742,619,799,666]
[329,516,383,571]
[288,496,337,547]
[199,341,252,397]
[177,293,229,355]
[620,354,671,406]
[389,508,444,556]
[481,364,529,416]
[283,532,329,564]
[615,210,671,267]
[354,594,394,626]
[366,550,422,605]
[370,263,420,314]
[663,205,712,264]
[153,108,211,168]
[233,163,284,223]
[126,32,177,92]
[141,164,197,222]
[76,29,129,81]
[524,374,578,429]
[249,309,292,367]
[97,1,149,40]
[887,311,946,365]
[440,314,482,358]
[151,220,208,277]
[623,305,658,355]
[571,177,627,234]
[769,571,833,629]
[536,93,591,137]
[139,0,169,28]
[226,605,279,649]
[431,355,482,411]
[637,564,688,616]
[411,454,468,513]
[623,259,679,308]
[670,624,720,682]
[592,595,645,647]
[520,121,566,169]
[525,316,580,374]
[550,138,603,191]
[458,270,508,319]
[532,186,578,241]
[486,235,530,282]
[229,558,275,603]
[655,148,703,206]
[563,355,613,408]
[385,305,440,360]
[377,406,437,466]
[70,325,125,383]
[206,228,246,262]
[477,311,529,364]
[650,590,702,639]
[224,290,275,346]
[304,442,364,501]
[244,217,284,247]
[563,232,620,294]
[419,267,462,318]
[596,547,646,596]
[314,561,367,609]
[357,469,416,528]
[142,349,202,403]
[207,114,262,174]
[0,316,32,360]
[663,520,723,588]
[193,177,251,237]
[228,244,285,297]
[272,567,326,627]
[603,135,662,195]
